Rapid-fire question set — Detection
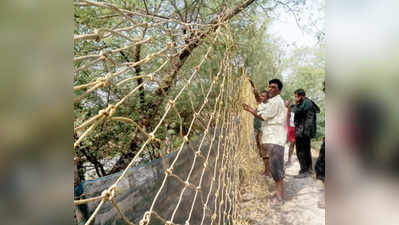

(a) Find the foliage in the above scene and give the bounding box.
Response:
[282,46,326,140]
[73,0,321,179]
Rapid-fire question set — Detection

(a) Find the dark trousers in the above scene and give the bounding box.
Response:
[295,137,312,173]
[315,140,325,181]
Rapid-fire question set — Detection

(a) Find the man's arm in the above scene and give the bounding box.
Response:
[258,99,278,121]
[292,98,311,114]
[242,103,264,121]
[248,79,261,103]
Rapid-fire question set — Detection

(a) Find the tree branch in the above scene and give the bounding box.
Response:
[148,0,256,121]
[170,0,186,22]
[142,0,149,14]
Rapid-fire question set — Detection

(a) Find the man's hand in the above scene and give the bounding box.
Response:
[248,78,261,103]
[243,103,264,121]
[242,103,254,113]
[285,100,290,108]
[242,103,249,111]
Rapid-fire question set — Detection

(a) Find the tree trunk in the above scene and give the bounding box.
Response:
[79,147,107,177]
[134,43,146,106]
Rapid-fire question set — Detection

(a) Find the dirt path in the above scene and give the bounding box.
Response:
[240,146,325,225]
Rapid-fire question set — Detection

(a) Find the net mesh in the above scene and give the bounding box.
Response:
[74,1,259,225]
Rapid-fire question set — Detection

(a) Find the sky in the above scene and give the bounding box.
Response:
[265,0,325,79]
[267,0,324,51]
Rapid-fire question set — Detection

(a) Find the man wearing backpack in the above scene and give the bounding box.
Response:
[291,88,320,178]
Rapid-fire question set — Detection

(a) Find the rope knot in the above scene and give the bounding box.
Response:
[96,72,112,88]
[98,105,116,119]
[139,211,151,225]
[106,105,116,118]
[212,76,219,84]
[148,132,155,140]
[96,77,107,87]
[98,109,107,117]
[100,49,112,57]
[93,28,103,42]
[101,186,115,201]
[168,99,175,107]
[148,73,154,81]
[165,168,173,176]
[183,135,189,143]
[167,42,174,47]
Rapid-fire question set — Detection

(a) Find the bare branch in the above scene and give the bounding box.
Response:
[170,0,186,22]
[142,0,149,14]
[273,0,303,30]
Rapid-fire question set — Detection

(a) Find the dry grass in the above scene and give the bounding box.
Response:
[236,70,271,223]
[233,218,252,225]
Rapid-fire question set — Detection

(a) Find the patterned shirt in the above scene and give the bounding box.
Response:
[257,94,286,146]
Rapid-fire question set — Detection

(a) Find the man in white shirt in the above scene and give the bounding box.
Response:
[243,79,286,204]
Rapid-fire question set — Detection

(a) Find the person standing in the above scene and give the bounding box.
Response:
[247,79,270,176]
[292,88,320,178]
[315,137,325,182]
[243,78,286,204]
[285,100,296,165]
[315,81,326,183]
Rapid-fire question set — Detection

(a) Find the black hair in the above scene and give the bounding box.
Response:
[294,88,306,97]
[269,78,283,91]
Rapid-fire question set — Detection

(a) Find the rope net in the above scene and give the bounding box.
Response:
[74,1,257,225]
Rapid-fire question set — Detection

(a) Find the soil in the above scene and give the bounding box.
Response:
[239,146,325,225]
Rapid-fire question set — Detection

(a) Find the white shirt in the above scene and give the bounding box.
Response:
[290,112,295,127]
[257,94,286,146]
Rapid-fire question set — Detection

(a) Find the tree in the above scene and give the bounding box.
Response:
[73,0,307,178]
[282,46,326,140]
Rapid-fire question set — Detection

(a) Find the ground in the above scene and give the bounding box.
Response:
[239,145,325,225]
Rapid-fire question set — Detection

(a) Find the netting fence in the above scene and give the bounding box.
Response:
[73,1,257,225]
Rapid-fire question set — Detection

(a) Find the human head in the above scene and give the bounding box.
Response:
[268,78,283,97]
[259,90,269,103]
[294,88,306,103]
